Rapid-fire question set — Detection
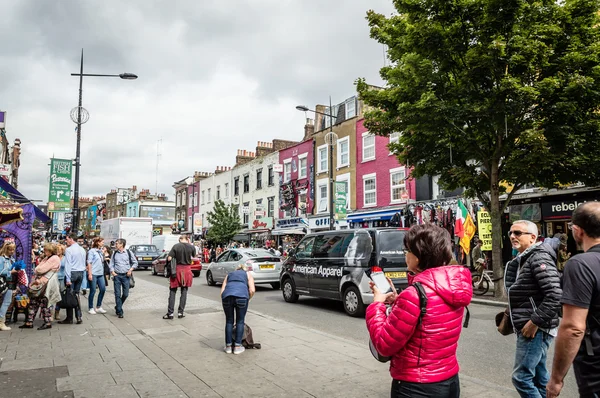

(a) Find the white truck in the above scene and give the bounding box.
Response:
[100,217,153,248]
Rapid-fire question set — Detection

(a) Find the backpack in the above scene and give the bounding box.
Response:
[232,323,261,349]
[369,282,470,363]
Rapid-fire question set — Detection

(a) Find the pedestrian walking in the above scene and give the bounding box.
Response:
[548,202,600,398]
[0,242,17,331]
[59,234,87,325]
[53,243,67,321]
[86,237,107,315]
[210,247,217,263]
[504,220,562,398]
[109,239,137,318]
[221,263,255,355]
[163,234,195,319]
[366,224,472,398]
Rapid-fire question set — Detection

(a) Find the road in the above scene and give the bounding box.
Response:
[135,269,579,396]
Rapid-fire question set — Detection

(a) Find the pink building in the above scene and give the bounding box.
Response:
[277,139,314,222]
[349,118,416,228]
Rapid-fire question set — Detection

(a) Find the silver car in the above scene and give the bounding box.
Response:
[205,248,282,289]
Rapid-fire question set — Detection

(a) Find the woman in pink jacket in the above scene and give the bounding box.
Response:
[366,223,472,397]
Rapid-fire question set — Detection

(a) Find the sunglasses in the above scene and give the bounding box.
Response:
[509,230,534,238]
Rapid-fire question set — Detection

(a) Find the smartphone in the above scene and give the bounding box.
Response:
[370,271,393,294]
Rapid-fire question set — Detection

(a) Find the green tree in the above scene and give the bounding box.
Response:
[206,200,242,245]
[357,0,600,297]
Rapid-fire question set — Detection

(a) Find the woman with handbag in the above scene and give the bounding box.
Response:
[53,243,67,321]
[366,224,473,398]
[20,243,61,330]
[220,263,255,355]
[0,242,17,331]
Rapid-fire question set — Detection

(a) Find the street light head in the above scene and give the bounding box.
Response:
[119,73,138,80]
[295,105,309,112]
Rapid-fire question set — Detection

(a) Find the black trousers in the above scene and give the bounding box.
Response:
[391,375,460,398]
[168,287,188,315]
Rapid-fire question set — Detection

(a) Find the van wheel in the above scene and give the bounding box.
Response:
[270,282,281,290]
[207,271,216,286]
[282,279,299,303]
[343,286,365,317]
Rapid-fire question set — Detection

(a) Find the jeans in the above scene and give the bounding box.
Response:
[168,287,188,315]
[88,275,106,310]
[512,331,554,397]
[222,296,248,346]
[113,274,130,316]
[0,289,13,320]
[66,271,83,321]
[391,374,460,398]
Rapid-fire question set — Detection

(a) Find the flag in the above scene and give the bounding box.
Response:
[455,200,468,237]
[460,215,477,255]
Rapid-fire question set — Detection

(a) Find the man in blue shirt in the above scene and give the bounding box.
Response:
[109,239,138,318]
[59,233,87,325]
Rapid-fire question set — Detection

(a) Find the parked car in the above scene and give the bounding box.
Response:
[279,228,409,317]
[130,244,160,270]
[151,252,202,277]
[205,249,282,289]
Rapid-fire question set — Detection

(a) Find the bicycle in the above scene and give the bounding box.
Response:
[471,258,493,296]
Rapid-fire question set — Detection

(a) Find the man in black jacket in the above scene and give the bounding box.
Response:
[505,220,562,398]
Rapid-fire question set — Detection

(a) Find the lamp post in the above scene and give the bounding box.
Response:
[296,102,338,231]
[70,49,137,235]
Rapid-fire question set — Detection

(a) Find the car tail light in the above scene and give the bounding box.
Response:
[245,260,255,271]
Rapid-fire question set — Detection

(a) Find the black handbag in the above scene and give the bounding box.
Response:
[129,273,135,289]
[58,286,79,309]
[167,257,177,278]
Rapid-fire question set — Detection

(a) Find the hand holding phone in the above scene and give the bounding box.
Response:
[370,271,393,294]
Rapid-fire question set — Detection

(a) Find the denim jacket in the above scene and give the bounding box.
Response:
[0,256,14,281]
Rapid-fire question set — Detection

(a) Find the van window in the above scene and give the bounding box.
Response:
[295,237,315,259]
[313,234,346,258]
[377,230,406,266]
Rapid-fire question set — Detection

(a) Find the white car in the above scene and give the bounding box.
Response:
[205,248,282,289]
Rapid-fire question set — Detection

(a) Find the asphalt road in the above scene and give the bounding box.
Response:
[135,269,579,396]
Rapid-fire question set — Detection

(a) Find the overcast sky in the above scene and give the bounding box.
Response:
[0,0,394,204]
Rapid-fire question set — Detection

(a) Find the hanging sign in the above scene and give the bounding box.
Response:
[47,158,73,211]
[477,210,493,251]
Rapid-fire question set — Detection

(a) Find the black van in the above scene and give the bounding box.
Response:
[279,228,408,317]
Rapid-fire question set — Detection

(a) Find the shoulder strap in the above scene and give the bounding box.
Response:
[413,282,427,325]
[127,250,134,266]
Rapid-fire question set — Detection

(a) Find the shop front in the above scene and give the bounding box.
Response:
[347,208,404,229]
[247,217,274,248]
[307,215,348,233]
[272,217,308,252]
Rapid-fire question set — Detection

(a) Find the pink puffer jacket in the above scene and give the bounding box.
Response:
[366,265,472,383]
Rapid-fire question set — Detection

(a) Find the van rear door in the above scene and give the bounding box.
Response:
[374,229,409,290]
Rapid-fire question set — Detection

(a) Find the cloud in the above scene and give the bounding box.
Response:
[0,0,395,203]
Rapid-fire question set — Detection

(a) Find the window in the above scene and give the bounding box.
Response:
[188,194,192,208]
[324,105,339,128]
[193,192,198,207]
[243,202,250,224]
[181,193,186,206]
[188,216,192,228]
[284,159,292,182]
[298,191,307,214]
[314,234,346,259]
[295,237,315,259]
[255,199,263,219]
[243,175,250,193]
[345,97,356,119]
[317,180,328,213]
[216,186,221,200]
[225,183,229,198]
[298,153,308,179]
[336,173,351,210]
[389,132,400,155]
[201,190,205,204]
[317,145,328,173]
[234,177,239,196]
[176,193,180,207]
[268,166,274,186]
[256,169,263,190]
[363,174,377,206]
[207,188,211,203]
[362,133,375,161]
[268,196,275,218]
[390,168,407,202]
[337,137,349,168]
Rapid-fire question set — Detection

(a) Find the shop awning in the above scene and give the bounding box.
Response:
[272,228,306,236]
[0,197,23,227]
[0,178,50,223]
[347,209,401,223]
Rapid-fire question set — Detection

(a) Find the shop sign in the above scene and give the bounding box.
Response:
[0,164,10,177]
[477,210,493,251]
[254,210,266,218]
[542,199,593,219]
[309,217,348,229]
[509,203,542,222]
[276,217,306,229]
[48,158,73,211]
[250,217,273,230]
[273,164,283,173]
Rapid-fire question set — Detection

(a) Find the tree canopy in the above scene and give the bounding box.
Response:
[206,200,242,245]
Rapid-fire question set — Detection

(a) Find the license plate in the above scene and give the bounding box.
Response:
[260,264,275,270]
[143,257,152,260]
[385,272,407,279]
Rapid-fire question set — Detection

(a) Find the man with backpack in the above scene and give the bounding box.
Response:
[548,202,600,398]
[108,239,138,318]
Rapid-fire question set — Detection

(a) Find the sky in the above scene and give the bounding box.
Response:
[0,0,395,204]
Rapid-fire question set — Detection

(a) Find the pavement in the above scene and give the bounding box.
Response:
[0,277,521,398]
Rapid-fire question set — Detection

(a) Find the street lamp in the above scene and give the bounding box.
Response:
[296,101,338,231]
[70,49,137,235]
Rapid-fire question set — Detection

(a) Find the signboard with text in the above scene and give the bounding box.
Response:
[48,158,73,211]
[477,210,493,251]
[250,217,273,230]
[335,181,347,220]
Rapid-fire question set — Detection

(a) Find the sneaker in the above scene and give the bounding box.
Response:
[88,309,97,315]
[96,308,107,314]
[233,346,245,355]
[224,345,232,354]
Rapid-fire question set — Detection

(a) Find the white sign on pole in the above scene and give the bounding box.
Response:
[273,164,283,173]
[242,206,250,214]
[0,164,10,177]
[193,213,202,234]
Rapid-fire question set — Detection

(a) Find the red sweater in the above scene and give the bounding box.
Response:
[366,266,472,383]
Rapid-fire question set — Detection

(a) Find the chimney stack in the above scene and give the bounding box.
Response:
[303,118,315,141]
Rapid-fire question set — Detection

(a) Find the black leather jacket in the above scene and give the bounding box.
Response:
[505,242,562,332]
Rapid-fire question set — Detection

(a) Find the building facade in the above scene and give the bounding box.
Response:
[173,177,192,230]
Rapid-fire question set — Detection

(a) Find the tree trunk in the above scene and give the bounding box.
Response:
[490,162,506,298]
